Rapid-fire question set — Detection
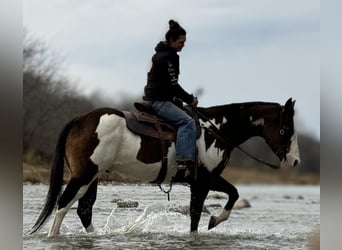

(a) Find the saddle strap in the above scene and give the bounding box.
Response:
[150,119,168,184]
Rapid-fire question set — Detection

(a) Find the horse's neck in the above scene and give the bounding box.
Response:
[199,102,280,147]
[198,111,249,151]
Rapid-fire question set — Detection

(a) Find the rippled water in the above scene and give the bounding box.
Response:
[23,184,320,249]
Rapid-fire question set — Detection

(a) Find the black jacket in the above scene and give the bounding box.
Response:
[143,41,194,104]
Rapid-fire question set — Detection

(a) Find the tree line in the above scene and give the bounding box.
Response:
[23,32,319,174]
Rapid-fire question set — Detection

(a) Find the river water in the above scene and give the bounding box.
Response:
[23,184,319,249]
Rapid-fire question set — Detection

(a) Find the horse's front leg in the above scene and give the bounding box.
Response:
[189,177,209,233]
[208,175,239,230]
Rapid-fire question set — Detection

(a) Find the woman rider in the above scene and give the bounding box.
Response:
[143,19,198,179]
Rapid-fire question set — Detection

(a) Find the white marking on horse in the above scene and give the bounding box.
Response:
[210,209,232,229]
[200,118,225,129]
[197,119,226,172]
[85,224,94,233]
[285,132,300,166]
[217,209,231,223]
[222,116,228,125]
[90,113,180,182]
[48,184,94,236]
[251,117,264,126]
[90,114,125,170]
[48,206,68,236]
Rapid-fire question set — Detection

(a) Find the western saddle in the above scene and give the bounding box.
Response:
[123,102,200,184]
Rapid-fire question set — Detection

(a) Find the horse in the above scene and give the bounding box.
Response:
[29,98,300,237]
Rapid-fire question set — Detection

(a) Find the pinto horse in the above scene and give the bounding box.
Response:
[29,98,300,237]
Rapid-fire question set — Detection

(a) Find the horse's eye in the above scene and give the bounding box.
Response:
[280,129,285,135]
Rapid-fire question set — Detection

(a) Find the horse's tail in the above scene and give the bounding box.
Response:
[29,118,75,234]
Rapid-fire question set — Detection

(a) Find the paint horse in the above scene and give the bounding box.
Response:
[30,98,300,237]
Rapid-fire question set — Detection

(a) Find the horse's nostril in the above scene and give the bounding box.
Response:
[293,160,298,166]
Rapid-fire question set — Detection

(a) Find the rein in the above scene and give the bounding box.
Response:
[192,107,280,169]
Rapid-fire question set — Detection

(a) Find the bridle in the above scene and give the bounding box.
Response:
[270,106,294,162]
[193,106,285,170]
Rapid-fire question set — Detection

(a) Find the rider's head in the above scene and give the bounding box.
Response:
[165,19,186,52]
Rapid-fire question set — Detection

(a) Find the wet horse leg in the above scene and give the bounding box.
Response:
[48,175,97,237]
[189,177,210,233]
[77,178,98,233]
[208,175,239,230]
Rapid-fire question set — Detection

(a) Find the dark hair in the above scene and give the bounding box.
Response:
[165,19,186,43]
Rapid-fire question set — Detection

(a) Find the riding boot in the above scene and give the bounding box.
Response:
[172,161,195,183]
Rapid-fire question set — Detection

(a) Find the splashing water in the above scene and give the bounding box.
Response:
[124,204,189,234]
[24,184,320,250]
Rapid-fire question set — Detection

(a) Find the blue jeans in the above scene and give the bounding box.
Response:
[151,101,196,162]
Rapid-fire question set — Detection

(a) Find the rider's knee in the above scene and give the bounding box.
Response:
[186,117,196,129]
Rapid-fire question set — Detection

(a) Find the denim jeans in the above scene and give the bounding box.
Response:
[151,101,196,162]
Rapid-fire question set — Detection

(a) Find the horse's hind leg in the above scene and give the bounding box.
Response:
[208,175,239,230]
[48,176,96,237]
[77,178,98,233]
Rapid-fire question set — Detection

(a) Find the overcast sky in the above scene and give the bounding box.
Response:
[23,0,320,139]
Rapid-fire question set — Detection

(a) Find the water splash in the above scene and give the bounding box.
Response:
[125,204,185,234]
[102,204,117,234]
[24,184,320,249]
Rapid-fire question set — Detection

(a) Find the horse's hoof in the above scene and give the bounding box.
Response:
[208,216,217,230]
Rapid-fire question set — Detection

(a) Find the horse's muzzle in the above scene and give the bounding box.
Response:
[281,153,300,167]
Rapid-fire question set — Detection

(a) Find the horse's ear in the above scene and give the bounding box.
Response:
[285,98,295,110]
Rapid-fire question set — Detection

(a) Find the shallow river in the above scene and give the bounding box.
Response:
[23,184,319,249]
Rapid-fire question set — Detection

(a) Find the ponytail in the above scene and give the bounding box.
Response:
[165,19,186,43]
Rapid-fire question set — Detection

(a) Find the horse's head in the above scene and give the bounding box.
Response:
[262,98,300,167]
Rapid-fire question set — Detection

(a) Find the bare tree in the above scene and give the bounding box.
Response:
[23,30,93,161]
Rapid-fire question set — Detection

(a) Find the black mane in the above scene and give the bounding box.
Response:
[198,101,282,124]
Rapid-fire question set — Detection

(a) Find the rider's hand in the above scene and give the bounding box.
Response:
[191,96,198,107]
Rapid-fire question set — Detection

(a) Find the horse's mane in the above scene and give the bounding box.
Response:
[198,101,282,119]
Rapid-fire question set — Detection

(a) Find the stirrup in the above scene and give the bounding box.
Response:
[177,164,187,170]
[177,160,195,169]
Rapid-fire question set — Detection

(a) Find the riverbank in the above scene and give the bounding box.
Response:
[23,162,320,185]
